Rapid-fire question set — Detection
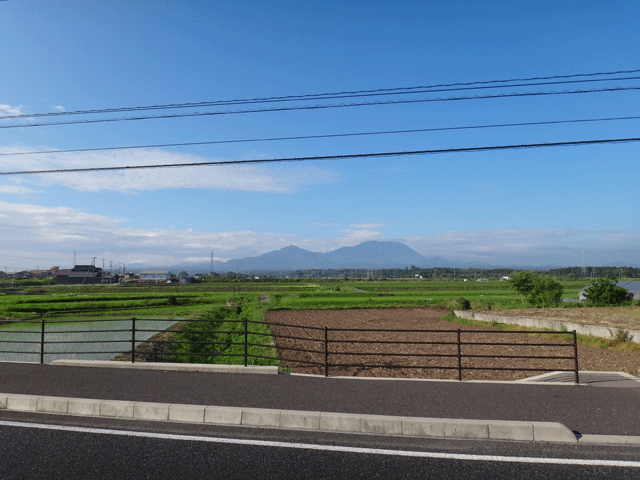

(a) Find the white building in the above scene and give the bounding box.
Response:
[138,270,171,283]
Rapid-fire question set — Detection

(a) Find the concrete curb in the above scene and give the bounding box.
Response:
[47,360,584,387]
[453,310,640,344]
[4,392,638,445]
[50,360,278,375]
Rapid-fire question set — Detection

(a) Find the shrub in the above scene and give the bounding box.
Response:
[583,276,633,306]
[527,275,564,307]
[510,272,563,308]
[455,297,471,310]
[608,329,631,347]
[480,299,492,310]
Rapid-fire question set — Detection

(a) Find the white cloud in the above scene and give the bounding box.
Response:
[401,228,606,266]
[407,228,586,255]
[0,201,638,269]
[597,230,640,246]
[0,185,37,195]
[0,201,124,231]
[108,227,299,254]
[338,228,385,245]
[52,106,65,112]
[349,223,388,229]
[0,200,302,267]
[0,104,24,117]
[0,147,340,193]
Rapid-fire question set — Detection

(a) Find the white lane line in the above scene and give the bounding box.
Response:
[1,420,639,468]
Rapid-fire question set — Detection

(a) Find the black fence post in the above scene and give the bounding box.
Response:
[324,326,329,377]
[457,329,462,381]
[573,330,580,385]
[40,317,45,364]
[244,318,248,367]
[131,317,136,363]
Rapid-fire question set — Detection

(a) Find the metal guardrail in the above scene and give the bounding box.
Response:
[0,317,580,383]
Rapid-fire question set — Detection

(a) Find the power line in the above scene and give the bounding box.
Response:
[2,137,638,176]
[2,85,639,130]
[2,115,639,158]
[3,69,640,120]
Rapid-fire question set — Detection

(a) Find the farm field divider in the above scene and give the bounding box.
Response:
[0,317,579,382]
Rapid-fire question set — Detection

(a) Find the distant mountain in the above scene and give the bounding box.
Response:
[214,241,432,273]
[324,241,429,269]
[219,245,334,272]
[136,242,640,274]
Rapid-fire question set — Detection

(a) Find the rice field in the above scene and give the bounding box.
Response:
[0,278,591,364]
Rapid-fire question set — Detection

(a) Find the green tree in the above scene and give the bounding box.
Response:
[527,275,564,307]
[510,271,563,307]
[509,271,537,303]
[583,276,633,306]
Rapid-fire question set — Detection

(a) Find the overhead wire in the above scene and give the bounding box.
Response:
[3,68,640,120]
[2,115,640,158]
[2,85,639,130]
[2,137,638,176]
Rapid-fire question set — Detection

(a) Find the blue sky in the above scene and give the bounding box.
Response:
[1,0,639,270]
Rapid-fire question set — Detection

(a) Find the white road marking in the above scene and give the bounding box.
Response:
[1,419,639,468]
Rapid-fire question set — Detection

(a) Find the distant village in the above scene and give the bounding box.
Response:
[0,265,192,285]
[1,264,639,286]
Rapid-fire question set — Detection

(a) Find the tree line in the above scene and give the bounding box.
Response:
[510,272,635,308]
[284,266,640,280]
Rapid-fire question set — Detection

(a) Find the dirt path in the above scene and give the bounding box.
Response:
[265,307,640,380]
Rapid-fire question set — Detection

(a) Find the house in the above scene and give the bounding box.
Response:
[12,270,31,279]
[29,266,59,279]
[56,265,104,285]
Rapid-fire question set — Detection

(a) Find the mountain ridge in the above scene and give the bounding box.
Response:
[213,241,441,273]
[143,239,610,273]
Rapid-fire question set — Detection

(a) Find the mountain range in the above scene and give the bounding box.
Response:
[135,240,639,274]
[207,241,455,273]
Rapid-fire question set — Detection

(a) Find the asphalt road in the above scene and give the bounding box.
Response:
[1,418,639,480]
[1,363,639,436]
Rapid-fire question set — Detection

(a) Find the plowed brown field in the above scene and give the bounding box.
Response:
[265,307,640,381]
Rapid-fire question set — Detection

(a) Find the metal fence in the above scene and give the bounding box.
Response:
[266,320,580,383]
[0,317,579,383]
